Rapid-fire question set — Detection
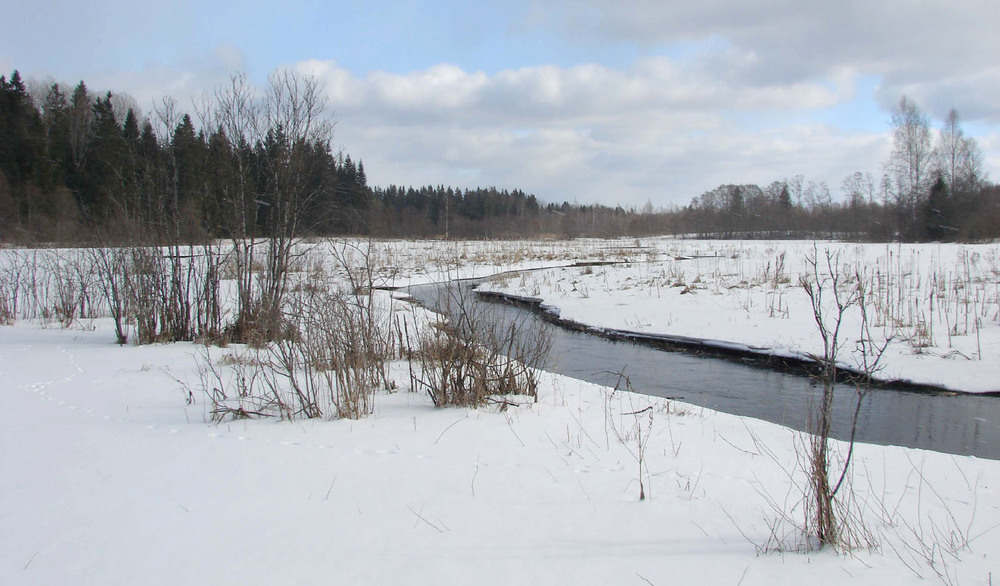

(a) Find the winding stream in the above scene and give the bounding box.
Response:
[407,278,1000,460]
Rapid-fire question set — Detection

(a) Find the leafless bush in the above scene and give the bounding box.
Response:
[192,244,226,342]
[795,245,889,551]
[88,244,225,345]
[0,251,73,322]
[90,247,132,344]
[0,287,12,325]
[15,250,49,320]
[799,247,855,548]
[0,250,50,321]
[743,429,878,555]
[199,238,397,421]
[40,250,98,328]
[0,254,21,324]
[126,247,174,344]
[198,332,315,422]
[295,260,396,419]
[196,346,271,420]
[410,284,552,408]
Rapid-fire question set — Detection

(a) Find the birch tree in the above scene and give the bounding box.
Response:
[884,96,934,236]
[936,108,984,194]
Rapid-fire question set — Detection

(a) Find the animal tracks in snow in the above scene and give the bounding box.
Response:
[7,332,167,429]
[13,344,86,412]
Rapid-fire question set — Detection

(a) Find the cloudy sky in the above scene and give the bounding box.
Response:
[2,0,998,207]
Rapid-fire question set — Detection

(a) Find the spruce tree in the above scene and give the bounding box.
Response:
[41,83,71,191]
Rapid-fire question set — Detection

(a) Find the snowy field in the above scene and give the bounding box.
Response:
[480,239,1000,393]
[2,238,999,585]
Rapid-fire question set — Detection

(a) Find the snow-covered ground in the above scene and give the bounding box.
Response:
[479,239,1000,393]
[3,319,999,585]
[2,238,999,585]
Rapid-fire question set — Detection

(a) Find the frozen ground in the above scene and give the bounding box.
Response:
[2,238,999,585]
[479,239,1000,393]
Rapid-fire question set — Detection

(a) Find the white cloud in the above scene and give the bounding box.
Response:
[312,57,843,128]
[309,59,895,206]
[876,68,1000,124]
[529,0,1000,123]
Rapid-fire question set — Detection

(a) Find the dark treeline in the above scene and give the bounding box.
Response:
[370,185,541,238]
[2,70,998,244]
[0,70,375,244]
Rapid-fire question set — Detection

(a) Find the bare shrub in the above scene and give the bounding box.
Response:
[89,244,225,346]
[20,250,49,320]
[295,264,396,419]
[90,247,132,344]
[0,253,22,324]
[199,238,397,421]
[410,284,553,408]
[196,346,270,420]
[41,250,98,328]
[198,335,313,422]
[796,245,889,551]
[744,428,877,555]
[126,247,174,344]
[0,250,52,321]
[193,244,225,342]
[0,284,12,325]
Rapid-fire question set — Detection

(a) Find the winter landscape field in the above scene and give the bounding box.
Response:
[2,237,999,585]
[479,239,1000,394]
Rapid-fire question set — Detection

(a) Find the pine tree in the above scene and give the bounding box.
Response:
[0,71,44,186]
[170,113,206,236]
[82,92,127,219]
[357,160,367,187]
[922,175,951,241]
[0,70,47,228]
[135,120,161,228]
[41,83,71,191]
[67,81,93,175]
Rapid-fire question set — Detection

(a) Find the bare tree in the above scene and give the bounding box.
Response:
[787,174,804,208]
[840,171,866,207]
[884,96,934,233]
[863,172,876,205]
[210,70,334,342]
[936,108,984,194]
[109,92,140,127]
[211,73,262,340]
[191,90,216,133]
[800,247,857,547]
[256,69,334,336]
[798,246,889,550]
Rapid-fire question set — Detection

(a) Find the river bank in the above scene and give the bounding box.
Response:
[476,239,1000,394]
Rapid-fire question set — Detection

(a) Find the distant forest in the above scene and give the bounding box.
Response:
[2,70,998,244]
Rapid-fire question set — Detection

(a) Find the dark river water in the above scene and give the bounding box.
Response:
[407,280,1000,460]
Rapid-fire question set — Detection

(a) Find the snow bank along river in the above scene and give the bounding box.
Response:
[408,279,1000,460]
